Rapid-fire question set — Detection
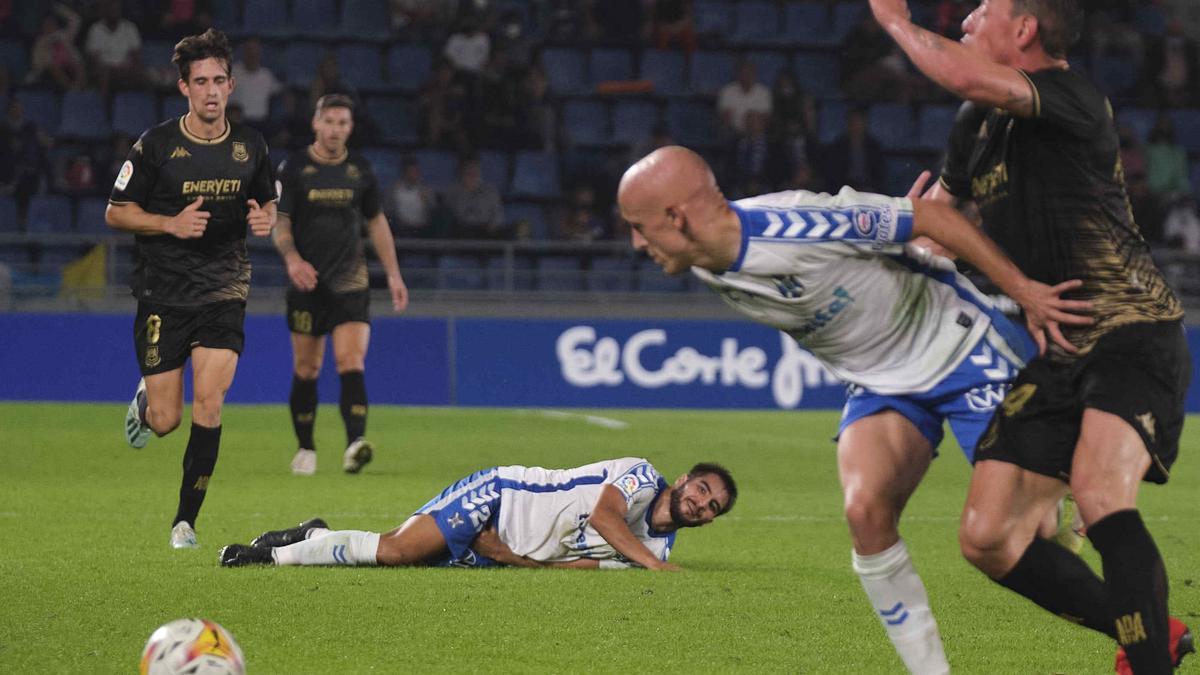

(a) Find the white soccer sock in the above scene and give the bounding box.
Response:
[852,539,950,675]
[272,530,381,566]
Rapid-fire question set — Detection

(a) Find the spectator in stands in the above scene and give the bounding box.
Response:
[85,0,145,97]
[309,52,357,112]
[420,58,469,152]
[158,0,214,40]
[267,90,315,151]
[0,99,51,222]
[780,160,823,194]
[593,0,646,46]
[1146,113,1192,206]
[726,111,777,199]
[443,17,490,76]
[480,51,521,150]
[390,0,453,41]
[1142,16,1199,108]
[444,156,507,239]
[1118,124,1162,244]
[1087,8,1146,87]
[544,0,596,42]
[391,156,437,238]
[840,13,915,102]
[555,186,607,241]
[230,38,283,131]
[717,60,772,138]
[629,123,673,165]
[1163,194,1200,253]
[27,4,86,92]
[515,65,556,152]
[770,70,816,145]
[61,153,98,196]
[774,114,816,193]
[651,0,695,53]
[820,106,884,193]
[493,7,535,69]
[933,0,971,41]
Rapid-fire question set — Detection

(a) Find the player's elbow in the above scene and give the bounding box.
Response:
[104,204,121,228]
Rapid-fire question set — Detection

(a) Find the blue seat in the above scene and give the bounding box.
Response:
[437,254,484,290]
[112,92,157,138]
[337,44,386,90]
[831,1,868,41]
[241,0,292,38]
[782,2,832,46]
[0,39,28,81]
[413,149,457,192]
[638,259,688,292]
[510,152,560,199]
[360,147,402,192]
[0,243,32,272]
[612,100,659,145]
[479,150,510,194]
[562,99,609,146]
[590,48,634,84]
[26,196,73,234]
[293,0,338,38]
[536,256,583,291]
[1093,55,1138,98]
[1170,109,1200,152]
[211,0,240,31]
[1191,161,1200,197]
[38,244,87,274]
[868,103,916,150]
[284,42,326,87]
[485,254,534,290]
[387,45,432,92]
[141,40,175,69]
[507,202,548,240]
[0,195,19,232]
[732,1,782,45]
[588,256,634,292]
[397,253,437,289]
[1115,107,1157,143]
[15,90,60,134]
[746,51,788,88]
[917,104,958,150]
[364,96,419,145]
[693,0,733,38]
[340,0,391,42]
[75,198,111,235]
[160,95,189,121]
[60,91,111,140]
[540,47,587,95]
[639,49,687,96]
[792,52,841,98]
[884,156,927,197]
[667,100,719,149]
[689,51,736,95]
[817,99,849,144]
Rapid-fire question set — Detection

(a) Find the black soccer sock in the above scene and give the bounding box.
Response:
[173,423,220,527]
[289,375,319,450]
[995,537,1117,638]
[339,370,367,446]
[1088,509,1172,672]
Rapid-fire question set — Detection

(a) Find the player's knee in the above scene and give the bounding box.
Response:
[958,518,1009,576]
[293,363,321,380]
[334,355,365,373]
[843,495,898,543]
[374,536,415,566]
[148,407,181,436]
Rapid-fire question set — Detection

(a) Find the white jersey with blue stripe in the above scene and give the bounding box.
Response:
[693,186,1001,395]
[492,457,675,567]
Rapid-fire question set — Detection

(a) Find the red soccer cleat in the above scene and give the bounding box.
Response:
[1115,616,1194,674]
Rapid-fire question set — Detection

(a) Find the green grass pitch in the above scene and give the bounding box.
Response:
[1,403,1197,673]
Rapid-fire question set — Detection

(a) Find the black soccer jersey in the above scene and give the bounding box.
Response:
[939,67,1182,359]
[109,116,277,306]
[276,147,381,293]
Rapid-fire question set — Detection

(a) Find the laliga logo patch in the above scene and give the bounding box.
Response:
[854,209,877,237]
[114,160,134,190]
[619,474,641,496]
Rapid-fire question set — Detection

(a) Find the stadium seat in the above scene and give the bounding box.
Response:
[732,1,782,45]
[437,254,485,290]
[666,100,719,149]
[745,51,788,89]
[363,96,419,145]
[413,149,458,192]
[510,152,560,199]
[337,44,387,91]
[141,40,175,70]
[693,0,733,39]
[817,99,849,144]
[240,0,292,38]
[1191,161,1200,198]
[590,48,634,85]
[485,253,534,291]
[112,92,157,138]
[25,196,73,234]
[612,100,659,145]
[37,244,87,274]
[562,99,610,146]
[639,49,688,96]
[782,2,832,47]
[917,104,958,151]
[536,256,584,292]
[0,39,28,82]
[386,45,433,92]
[587,256,635,292]
[59,91,111,140]
[339,0,391,42]
[360,147,402,192]
[884,156,928,197]
[0,196,19,232]
[397,253,436,289]
[293,0,339,39]
[689,50,737,95]
[792,52,841,99]
[75,198,111,235]
[284,42,326,87]
[211,0,241,31]
[1134,5,1167,37]
[637,258,688,292]
[1115,107,1157,143]
[868,103,917,151]
[1169,109,1200,152]
[540,47,588,95]
[160,95,189,121]
[506,202,549,240]
[831,1,868,41]
[0,243,32,272]
[15,90,60,135]
[479,150,511,195]
[1093,55,1138,98]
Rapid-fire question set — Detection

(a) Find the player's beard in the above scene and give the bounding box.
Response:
[668,488,702,529]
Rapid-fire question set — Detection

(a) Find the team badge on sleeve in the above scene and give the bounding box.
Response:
[114,161,134,190]
[613,463,661,503]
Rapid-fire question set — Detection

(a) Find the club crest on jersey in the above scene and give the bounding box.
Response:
[345,164,360,180]
[231,141,249,162]
[854,210,877,237]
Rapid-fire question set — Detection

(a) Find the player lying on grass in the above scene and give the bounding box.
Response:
[220,458,735,570]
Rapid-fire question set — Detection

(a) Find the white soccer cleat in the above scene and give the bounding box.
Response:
[170,521,199,549]
[290,448,317,476]
[125,378,151,449]
[342,438,374,474]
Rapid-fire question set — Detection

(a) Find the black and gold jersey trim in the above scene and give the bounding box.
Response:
[306,145,349,166]
[178,114,232,145]
[1017,70,1041,117]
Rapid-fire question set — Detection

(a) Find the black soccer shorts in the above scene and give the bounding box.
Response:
[133,300,246,376]
[973,320,1190,484]
[285,288,371,337]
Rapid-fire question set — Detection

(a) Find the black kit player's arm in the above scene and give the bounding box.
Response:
[106,132,211,238]
[245,136,278,236]
[271,159,317,291]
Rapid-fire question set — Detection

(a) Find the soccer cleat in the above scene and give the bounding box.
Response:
[125,378,151,448]
[342,437,373,474]
[170,521,198,549]
[219,544,274,567]
[250,518,329,548]
[1053,493,1086,554]
[290,448,317,476]
[1114,616,1194,674]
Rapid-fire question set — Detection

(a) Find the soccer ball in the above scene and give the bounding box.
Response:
[139,618,246,675]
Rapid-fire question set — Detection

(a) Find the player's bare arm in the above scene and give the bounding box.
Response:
[365,212,409,313]
[270,213,318,291]
[588,485,680,571]
[106,196,210,239]
[869,0,1035,116]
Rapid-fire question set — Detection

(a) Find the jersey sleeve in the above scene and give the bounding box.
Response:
[109,131,158,205]
[737,188,914,247]
[1023,68,1107,139]
[276,158,298,217]
[248,135,278,205]
[359,159,381,219]
[608,460,662,508]
[938,101,987,198]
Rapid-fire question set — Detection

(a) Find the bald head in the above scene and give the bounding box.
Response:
[618,146,719,221]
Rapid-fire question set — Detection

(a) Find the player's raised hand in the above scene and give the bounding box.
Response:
[246,199,272,237]
[387,274,409,313]
[165,196,209,239]
[869,0,911,24]
[1013,278,1095,355]
[285,256,318,292]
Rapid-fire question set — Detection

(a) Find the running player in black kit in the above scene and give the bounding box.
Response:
[870,1,1194,672]
[107,29,277,549]
[272,94,408,477]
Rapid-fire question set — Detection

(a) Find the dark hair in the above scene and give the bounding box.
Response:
[315,94,355,114]
[1010,0,1082,59]
[689,462,738,515]
[172,28,233,81]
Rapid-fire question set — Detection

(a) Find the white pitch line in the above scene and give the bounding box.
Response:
[515,409,630,430]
